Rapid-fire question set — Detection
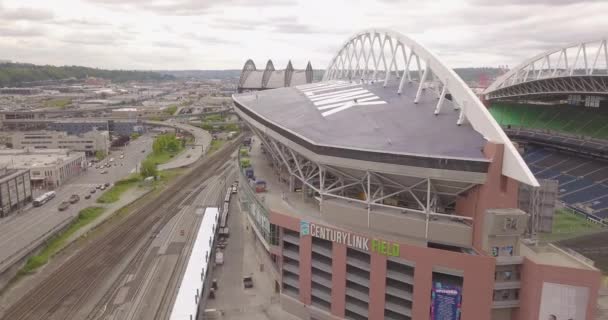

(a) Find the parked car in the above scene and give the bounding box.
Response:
[90,189,96,194]
[58,202,70,211]
[84,194,91,199]
[104,182,110,188]
[68,194,80,204]
[101,170,108,174]
[243,275,254,288]
[96,185,102,189]
[100,186,106,191]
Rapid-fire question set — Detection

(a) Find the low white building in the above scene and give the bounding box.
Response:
[0,149,86,188]
[3,130,109,156]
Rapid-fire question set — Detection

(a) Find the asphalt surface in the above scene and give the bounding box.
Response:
[205,188,297,320]
[0,135,153,275]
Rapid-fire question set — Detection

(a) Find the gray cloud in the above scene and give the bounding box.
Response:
[183,32,237,45]
[153,40,189,49]
[0,26,46,37]
[210,18,263,31]
[85,0,295,15]
[469,0,605,5]
[272,23,323,34]
[62,32,129,46]
[48,18,111,27]
[0,6,54,21]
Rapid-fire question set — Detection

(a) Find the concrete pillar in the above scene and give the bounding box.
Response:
[331,242,347,318]
[299,234,312,305]
[369,253,387,319]
[411,260,433,319]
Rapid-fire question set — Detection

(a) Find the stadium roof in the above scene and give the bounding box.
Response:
[238,59,313,91]
[484,38,608,100]
[234,80,489,171]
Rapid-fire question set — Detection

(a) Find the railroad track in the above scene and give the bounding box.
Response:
[0,137,242,320]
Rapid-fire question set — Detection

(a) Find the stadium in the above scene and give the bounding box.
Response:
[233,29,601,320]
[485,39,608,223]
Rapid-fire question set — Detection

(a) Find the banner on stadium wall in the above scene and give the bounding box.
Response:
[431,283,462,320]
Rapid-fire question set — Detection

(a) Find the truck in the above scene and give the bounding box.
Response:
[68,194,80,204]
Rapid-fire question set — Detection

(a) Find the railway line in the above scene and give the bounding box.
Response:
[0,137,242,320]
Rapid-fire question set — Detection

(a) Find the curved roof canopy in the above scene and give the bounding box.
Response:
[323,28,538,186]
[238,59,314,91]
[485,38,608,100]
[233,29,537,187]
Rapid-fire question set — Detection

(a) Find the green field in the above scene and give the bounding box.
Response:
[45,98,72,109]
[146,133,185,166]
[541,209,602,242]
[209,140,225,153]
[20,207,105,274]
[490,103,608,139]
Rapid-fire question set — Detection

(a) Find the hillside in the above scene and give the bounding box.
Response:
[0,63,175,87]
[161,67,502,83]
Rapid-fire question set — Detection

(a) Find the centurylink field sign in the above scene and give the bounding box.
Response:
[300,221,400,257]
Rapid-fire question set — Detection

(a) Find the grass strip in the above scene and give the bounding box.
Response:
[96,176,140,204]
[19,207,106,274]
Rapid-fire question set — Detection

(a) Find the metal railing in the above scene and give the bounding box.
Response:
[236,149,278,247]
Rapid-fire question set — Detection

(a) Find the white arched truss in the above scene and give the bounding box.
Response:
[485,38,608,99]
[324,28,538,187]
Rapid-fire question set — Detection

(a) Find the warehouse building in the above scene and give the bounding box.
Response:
[0,149,86,188]
[3,130,109,156]
[0,166,32,218]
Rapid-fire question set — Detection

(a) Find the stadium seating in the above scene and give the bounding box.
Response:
[522,146,608,220]
[490,103,608,139]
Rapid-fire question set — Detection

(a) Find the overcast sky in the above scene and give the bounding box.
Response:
[0,0,606,70]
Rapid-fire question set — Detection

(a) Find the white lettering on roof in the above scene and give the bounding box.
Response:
[298,81,386,117]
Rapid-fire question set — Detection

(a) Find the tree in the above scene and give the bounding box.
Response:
[140,159,158,178]
[95,150,107,161]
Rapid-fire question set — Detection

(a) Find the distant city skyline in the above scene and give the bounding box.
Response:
[0,0,606,70]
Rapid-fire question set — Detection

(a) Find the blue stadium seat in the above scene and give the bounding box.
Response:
[524,149,548,163]
[536,169,560,179]
[558,178,594,194]
[593,208,608,219]
[529,165,544,175]
[561,184,608,204]
[589,196,608,210]
[555,174,576,185]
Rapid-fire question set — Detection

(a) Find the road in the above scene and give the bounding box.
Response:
[146,120,212,171]
[0,134,153,276]
[0,137,241,320]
